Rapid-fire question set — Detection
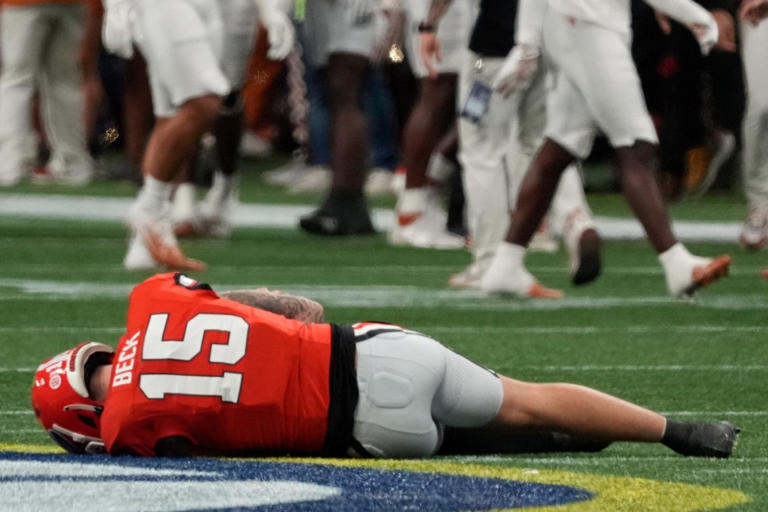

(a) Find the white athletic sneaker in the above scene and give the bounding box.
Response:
[197,176,239,239]
[448,261,488,289]
[480,242,563,298]
[172,183,200,238]
[660,243,730,298]
[528,221,559,253]
[263,158,312,187]
[563,208,601,285]
[125,201,206,271]
[739,204,768,250]
[123,234,158,270]
[389,187,465,250]
[389,206,465,249]
[240,130,273,157]
[365,168,394,196]
[287,166,331,194]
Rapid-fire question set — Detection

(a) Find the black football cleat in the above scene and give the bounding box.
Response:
[299,195,375,236]
[662,420,739,458]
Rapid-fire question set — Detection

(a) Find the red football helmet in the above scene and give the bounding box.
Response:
[31,342,114,454]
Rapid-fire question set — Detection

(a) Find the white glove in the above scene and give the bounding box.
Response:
[101,0,135,59]
[491,44,540,98]
[255,0,296,60]
[346,0,376,26]
[690,15,719,55]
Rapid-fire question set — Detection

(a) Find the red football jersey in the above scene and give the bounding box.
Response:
[100,273,333,456]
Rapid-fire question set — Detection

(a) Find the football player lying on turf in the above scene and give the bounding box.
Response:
[32,273,738,458]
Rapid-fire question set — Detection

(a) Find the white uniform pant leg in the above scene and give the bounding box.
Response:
[542,11,657,158]
[740,19,768,207]
[352,324,503,458]
[133,0,229,118]
[403,0,472,77]
[507,64,592,236]
[218,0,258,90]
[41,3,93,179]
[458,53,515,270]
[303,0,381,67]
[0,5,46,181]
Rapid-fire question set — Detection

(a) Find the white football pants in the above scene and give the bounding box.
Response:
[0,3,93,185]
[740,19,768,208]
[458,52,592,271]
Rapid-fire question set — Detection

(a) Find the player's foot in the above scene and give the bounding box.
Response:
[389,210,466,250]
[126,202,206,271]
[197,178,238,239]
[287,166,331,194]
[685,130,735,198]
[448,261,488,289]
[662,420,739,458]
[739,204,768,250]
[667,256,731,298]
[529,221,559,253]
[123,234,158,270]
[299,194,375,236]
[480,244,564,299]
[762,269,768,280]
[563,209,601,286]
[365,168,395,196]
[389,188,465,250]
[172,183,200,238]
[660,244,730,298]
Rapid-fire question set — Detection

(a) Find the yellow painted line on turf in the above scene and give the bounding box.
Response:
[274,458,750,512]
[0,444,62,454]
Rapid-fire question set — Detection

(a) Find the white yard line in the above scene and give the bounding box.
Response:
[532,365,768,371]
[0,193,744,242]
[0,326,123,333]
[416,325,767,334]
[2,278,768,310]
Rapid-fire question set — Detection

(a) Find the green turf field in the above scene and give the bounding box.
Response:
[0,162,766,511]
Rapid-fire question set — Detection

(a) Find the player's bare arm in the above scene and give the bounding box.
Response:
[420,0,455,77]
[220,289,325,324]
[424,0,454,26]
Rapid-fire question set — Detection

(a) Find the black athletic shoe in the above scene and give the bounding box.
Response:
[572,228,602,286]
[299,199,375,236]
[662,420,739,458]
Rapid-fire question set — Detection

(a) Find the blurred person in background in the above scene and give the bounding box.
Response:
[738,0,768,249]
[479,0,734,299]
[384,0,468,250]
[171,0,262,241]
[421,0,601,294]
[0,0,94,186]
[632,0,742,201]
[298,0,383,236]
[104,0,294,271]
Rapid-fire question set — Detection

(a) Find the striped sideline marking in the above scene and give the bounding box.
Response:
[2,279,768,310]
[0,192,744,242]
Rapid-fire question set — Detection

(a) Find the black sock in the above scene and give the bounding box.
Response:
[661,418,692,454]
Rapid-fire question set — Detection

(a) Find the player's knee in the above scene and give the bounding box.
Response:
[185,95,223,124]
[497,378,552,427]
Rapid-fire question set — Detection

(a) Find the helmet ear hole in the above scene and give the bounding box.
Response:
[78,414,97,429]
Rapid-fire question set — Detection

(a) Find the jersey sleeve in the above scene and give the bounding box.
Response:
[515,0,548,47]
